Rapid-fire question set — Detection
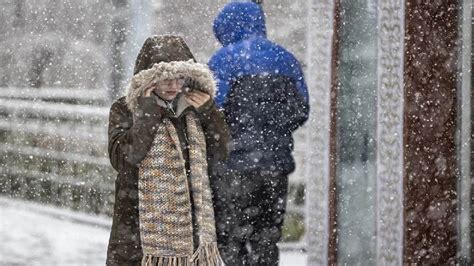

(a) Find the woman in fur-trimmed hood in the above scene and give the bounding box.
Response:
[106,35,229,266]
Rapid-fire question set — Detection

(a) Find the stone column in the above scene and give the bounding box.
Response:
[403,0,459,263]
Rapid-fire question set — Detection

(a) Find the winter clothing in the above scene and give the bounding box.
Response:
[221,75,308,175]
[209,2,309,176]
[209,2,309,108]
[214,171,288,265]
[133,36,196,76]
[209,3,309,265]
[107,35,229,265]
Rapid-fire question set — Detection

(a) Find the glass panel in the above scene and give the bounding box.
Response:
[335,0,377,264]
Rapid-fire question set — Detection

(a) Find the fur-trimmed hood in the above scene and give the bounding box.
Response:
[125,60,216,115]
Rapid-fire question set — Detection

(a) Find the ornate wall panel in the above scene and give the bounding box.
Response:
[457,0,472,262]
[375,0,405,264]
[304,0,336,265]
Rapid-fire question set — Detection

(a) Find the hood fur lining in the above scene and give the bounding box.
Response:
[125,60,216,112]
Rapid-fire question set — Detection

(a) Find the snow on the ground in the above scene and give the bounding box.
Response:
[279,251,307,266]
[0,197,110,265]
[0,196,307,265]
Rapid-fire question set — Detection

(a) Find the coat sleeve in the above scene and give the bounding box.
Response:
[281,84,310,132]
[196,100,230,174]
[262,76,308,133]
[108,97,162,171]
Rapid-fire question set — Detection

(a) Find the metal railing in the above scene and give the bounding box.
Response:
[0,87,115,215]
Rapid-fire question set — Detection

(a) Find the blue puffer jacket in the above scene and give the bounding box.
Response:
[209,2,309,176]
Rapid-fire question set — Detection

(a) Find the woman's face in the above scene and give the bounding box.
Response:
[153,78,185,101]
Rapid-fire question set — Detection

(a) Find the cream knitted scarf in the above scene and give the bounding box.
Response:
[126,61,222,265]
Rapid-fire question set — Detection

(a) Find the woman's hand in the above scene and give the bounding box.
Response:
[143,81,158,97]
[185,91,211,108]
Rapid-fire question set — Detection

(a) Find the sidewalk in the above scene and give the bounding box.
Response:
[0,196,307,265]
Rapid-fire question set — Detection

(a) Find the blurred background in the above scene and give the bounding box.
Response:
[0,1,311,264]
[0,0,472,265]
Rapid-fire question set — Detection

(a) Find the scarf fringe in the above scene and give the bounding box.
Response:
[142,243,223,266]
[192,242,223,266]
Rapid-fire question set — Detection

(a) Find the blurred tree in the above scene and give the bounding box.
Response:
[0,0,113,90]
[29,48,53,88]
[110,0,129,101]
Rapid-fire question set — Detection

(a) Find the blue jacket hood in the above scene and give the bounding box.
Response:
[213,2,267,46]
[209,2,309,108]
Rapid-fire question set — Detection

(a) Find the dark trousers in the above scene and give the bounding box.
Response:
[213,171,288,266]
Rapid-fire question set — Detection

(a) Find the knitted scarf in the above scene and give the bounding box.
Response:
[126,61,222,265]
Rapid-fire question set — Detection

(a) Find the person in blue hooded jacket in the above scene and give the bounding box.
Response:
[208,2,309,265]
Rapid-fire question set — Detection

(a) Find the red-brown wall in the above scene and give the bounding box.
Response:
[403,0,459,263]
